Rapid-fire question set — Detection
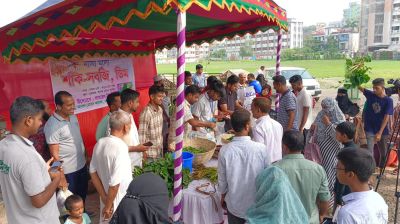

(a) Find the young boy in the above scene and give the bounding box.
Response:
[334,121,359,208]
[336,121,358,150]
[358,78,393,171]
[64,195,91,224]
[336,149,388,224]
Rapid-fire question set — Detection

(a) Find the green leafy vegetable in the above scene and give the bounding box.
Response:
[345,56,372,88]
[183,146,206,154]
[193,165,218,184]
[132,153,192,197]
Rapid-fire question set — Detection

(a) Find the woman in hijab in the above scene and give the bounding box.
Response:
[312,97,345,206]
[247,166,309,224]
[109,173,171,224]
[335,88,360,118]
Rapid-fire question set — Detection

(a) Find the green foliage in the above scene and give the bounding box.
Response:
[193,165,218,184]
[156,60,400,85]
[132,153,192,197]
[344,56,372,88]
[183,146,206,154]
[239,46,253,58]
[210,49,227,59]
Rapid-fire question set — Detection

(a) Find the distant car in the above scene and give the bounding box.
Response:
[265,67,322,101]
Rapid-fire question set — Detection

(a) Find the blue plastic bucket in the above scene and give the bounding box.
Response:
[182,152,194,173]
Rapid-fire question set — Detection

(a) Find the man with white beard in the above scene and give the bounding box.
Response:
[90,111,133,223]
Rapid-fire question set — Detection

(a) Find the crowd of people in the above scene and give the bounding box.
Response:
[0,62,398,224]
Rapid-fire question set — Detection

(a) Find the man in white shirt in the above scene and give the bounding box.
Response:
[289,75,312,133]
[257,65,265,76]
[251,97,283,163]
[90,111,133,222]
[218,109,269,223]
[168,85,216,145]
[336,148,388,224]
[192,79,225,135]
[112,89,150,168]
[0,96,61,223]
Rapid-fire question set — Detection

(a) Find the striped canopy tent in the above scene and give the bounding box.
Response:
[0,0,287,221]
[0,0,287,62]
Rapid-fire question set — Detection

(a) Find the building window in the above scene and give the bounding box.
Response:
[375,14,384,24]
[374,35,383,43]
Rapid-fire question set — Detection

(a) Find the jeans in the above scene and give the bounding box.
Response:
[366,133,389,168]
[65,165,89,202]
[227,210,246,224]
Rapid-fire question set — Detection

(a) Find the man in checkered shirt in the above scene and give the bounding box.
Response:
[139,85,165,160]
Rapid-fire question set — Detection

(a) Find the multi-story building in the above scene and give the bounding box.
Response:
[155,43,210,64]
[359,0,396,53]
[210,18,303,60]
[390,0,400,51]
[312,23,359,55]
[156,18,303,62]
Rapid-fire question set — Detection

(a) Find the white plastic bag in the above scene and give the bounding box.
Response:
[56,189,73,215]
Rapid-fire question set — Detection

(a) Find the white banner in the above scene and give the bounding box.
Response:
[49,58,135,114]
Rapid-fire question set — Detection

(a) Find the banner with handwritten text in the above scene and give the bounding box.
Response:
[49,58,135,114]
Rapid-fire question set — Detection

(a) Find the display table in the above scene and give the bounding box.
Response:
[169,159,225,224]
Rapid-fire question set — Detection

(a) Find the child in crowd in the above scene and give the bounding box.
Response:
[334,122,358,209]
[336,149,388,224]
[64,195,91,224]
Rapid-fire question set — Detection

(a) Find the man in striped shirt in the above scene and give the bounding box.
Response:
[273,75,298,131]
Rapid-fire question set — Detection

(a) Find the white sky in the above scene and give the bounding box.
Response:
[0,0,359,28]
[276,0,360,25]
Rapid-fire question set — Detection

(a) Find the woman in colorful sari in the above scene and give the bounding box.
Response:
[312,97,345,206]
[247,166,309,224]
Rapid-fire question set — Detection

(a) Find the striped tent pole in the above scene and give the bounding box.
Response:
[173,10,186,223]
[275,29,282,111]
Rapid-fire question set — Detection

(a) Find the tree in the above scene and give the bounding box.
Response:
[303,36,323,52]
[210,49,227,59]
[324,36,339,54]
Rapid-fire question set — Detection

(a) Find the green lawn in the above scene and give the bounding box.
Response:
[156,59,400,83]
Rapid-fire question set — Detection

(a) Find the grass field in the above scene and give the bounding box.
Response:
[156,59,400,84]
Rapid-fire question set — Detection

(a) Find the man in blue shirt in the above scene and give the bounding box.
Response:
[247,73,262,94]
[358,78,393,171]
[192,64,207,89]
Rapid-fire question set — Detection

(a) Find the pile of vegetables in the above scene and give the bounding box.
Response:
[193,165,218,184]
[344,56,372,88]
[132,153,192,197]
[183,146,206,154]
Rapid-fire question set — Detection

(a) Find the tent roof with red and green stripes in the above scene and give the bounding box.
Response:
[0,0,287,63]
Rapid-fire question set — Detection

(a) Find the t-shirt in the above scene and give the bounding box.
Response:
[44,113,86,174]
[248,80,262,94]
[95,112,111,141]
[90,136,132,220]
[64,213,91,224]
[0,134,60,224]
[296,88,313,129]
[277,90,299,130]
[363,89,394,135]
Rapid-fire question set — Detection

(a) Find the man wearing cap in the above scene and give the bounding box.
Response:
[192,64,207,90]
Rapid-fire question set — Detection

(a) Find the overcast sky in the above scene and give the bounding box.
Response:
[0,0,359,28]
[276,0,359,25]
